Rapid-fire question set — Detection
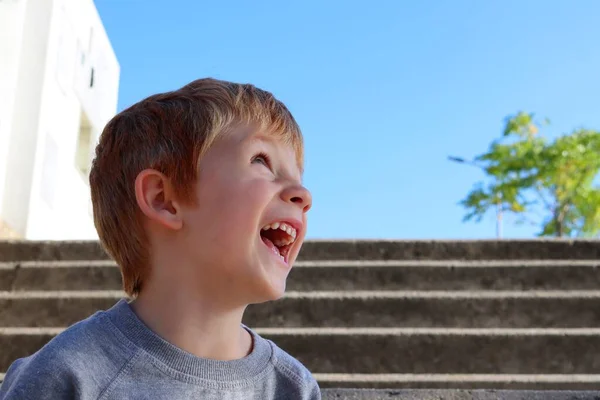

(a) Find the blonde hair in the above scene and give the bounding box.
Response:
[89,78,303,297]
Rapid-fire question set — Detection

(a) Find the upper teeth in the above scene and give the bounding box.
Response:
[261,222,297,245]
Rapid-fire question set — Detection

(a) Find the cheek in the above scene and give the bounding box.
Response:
[296,215,308,245]
[194,175,273,239]
[288,214,308,265]
[229,181,274,235]
[196,172,246,216]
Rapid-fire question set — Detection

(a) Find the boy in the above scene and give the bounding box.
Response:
[0,78,319,399]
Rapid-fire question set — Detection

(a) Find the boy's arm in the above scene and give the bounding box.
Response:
[305,377,322,400]
[0,357,77,400]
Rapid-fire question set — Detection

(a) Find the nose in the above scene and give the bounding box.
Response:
[281,183,312,213]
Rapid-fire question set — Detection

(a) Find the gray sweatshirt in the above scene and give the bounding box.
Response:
[0,299,321,400]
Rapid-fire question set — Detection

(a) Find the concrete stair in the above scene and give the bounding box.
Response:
[1,239,600,392]
[4,290,600,328]
[321,389,600,399]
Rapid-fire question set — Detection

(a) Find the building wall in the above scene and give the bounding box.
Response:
[0,0,54,239]
[0,0,28,229]
[0,0,120,240]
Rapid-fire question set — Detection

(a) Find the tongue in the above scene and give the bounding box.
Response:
[262,236,281,256]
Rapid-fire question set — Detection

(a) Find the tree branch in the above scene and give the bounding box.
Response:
[534,185,554,212]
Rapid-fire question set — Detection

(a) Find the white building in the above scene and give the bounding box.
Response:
[0,0,119,240]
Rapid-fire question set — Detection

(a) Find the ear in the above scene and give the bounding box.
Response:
[134,169,183,231]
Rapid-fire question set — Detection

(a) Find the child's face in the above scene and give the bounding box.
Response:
[179,127,311,304]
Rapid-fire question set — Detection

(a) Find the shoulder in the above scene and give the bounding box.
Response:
[267,339,321,399]
[0,309,135,400]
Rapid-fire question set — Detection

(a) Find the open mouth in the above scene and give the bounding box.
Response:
[260,222,297,263]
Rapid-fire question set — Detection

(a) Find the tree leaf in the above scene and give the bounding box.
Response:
[454,112,600,237]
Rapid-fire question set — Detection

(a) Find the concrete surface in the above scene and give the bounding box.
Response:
[3,328,600,375]
[320,389,600,399]
[1,239,599,262]
[3,259,600,291]
[2,239,600,392]
[4,292,600,328]
[316,374,600,390]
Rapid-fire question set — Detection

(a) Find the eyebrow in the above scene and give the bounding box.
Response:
[247,132,278,145]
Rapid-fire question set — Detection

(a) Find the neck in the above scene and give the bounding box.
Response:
[130,275,252,361]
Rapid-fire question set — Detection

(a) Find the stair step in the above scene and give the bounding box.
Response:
[2,327,600,374]
[316,373,600,390]
[2,239,600,392]
[1,371,597,393]
[266,328,600,375]
[3,291,600,328]
[2,373,600,391]
[2,260,600,291]
[321,388,600,398]
[2,240,599,262]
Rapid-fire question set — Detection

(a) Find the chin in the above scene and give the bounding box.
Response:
[248,275,287,304]
[266,283,286,301]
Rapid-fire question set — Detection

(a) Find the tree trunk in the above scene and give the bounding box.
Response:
[555,203,569,237]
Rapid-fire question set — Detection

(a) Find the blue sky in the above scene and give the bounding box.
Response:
[94,0,600,239]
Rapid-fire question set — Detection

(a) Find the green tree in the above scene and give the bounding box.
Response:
[451,111,600,237]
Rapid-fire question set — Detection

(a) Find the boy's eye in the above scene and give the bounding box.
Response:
[252,153,272,170]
